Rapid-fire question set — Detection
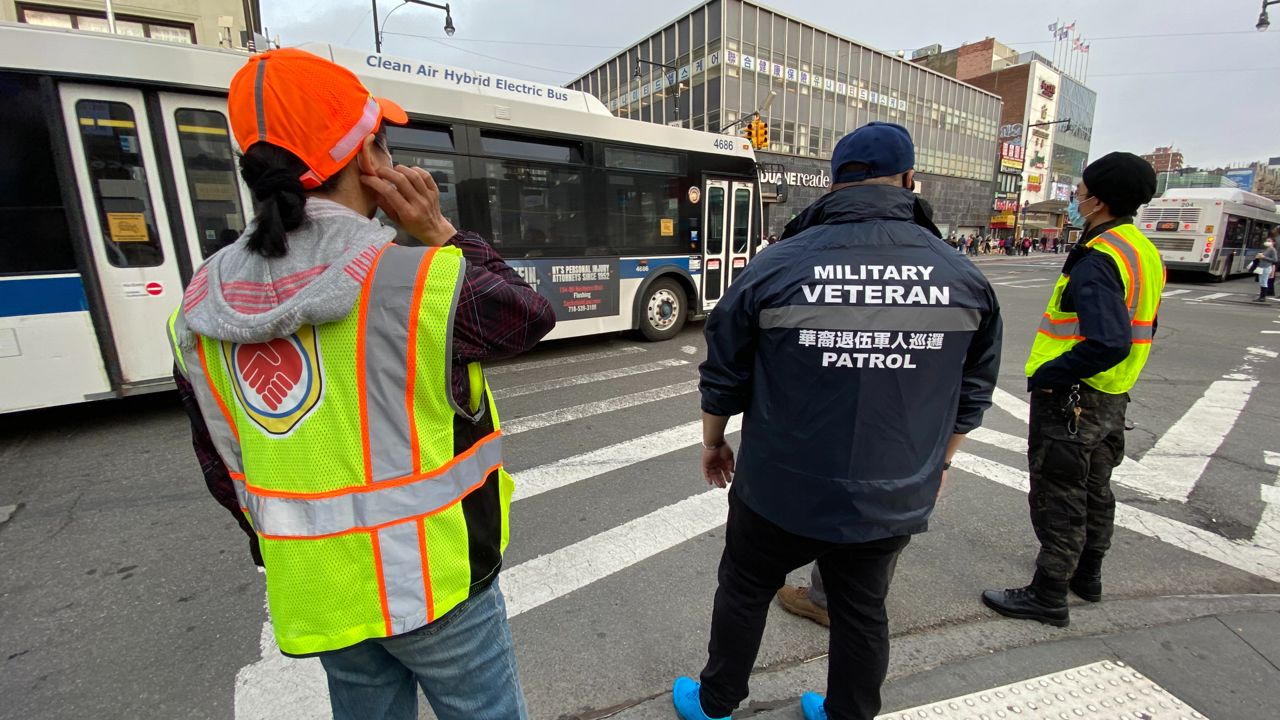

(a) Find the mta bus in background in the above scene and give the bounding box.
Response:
[0,22,761,414]
[1137,188,1280,281]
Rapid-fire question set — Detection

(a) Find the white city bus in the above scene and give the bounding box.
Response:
[1136,188,1280,281]
[0,23,762,413]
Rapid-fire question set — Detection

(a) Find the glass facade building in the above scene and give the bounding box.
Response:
[567,0,1003,235]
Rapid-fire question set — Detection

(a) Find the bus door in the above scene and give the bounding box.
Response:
[700,178,756,310]
[156,93,251,274]
[59,84,184,388]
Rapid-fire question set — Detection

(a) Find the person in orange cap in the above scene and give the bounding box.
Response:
[168,47,554,720]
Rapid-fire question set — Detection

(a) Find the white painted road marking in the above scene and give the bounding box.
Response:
[1118,380,1257,502]
[1161,289,1191,297]
[1258,452,1280,549]
[484,346,645,376]
[1188,292,1232,302]
[502,490,730,618]
[502,380,700,435]
[493,359,689,400]
[514,416,742,502]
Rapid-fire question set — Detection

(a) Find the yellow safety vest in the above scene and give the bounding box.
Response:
[1025,224,1165,394]
[168,244,513,656]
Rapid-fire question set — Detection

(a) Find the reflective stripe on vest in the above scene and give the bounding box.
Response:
[1025,224,1165,393]
[171,243,508,653]
[242,432,502,538]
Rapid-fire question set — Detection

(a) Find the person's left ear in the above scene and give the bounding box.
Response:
[903,169,916,191]
[355,134,388,177]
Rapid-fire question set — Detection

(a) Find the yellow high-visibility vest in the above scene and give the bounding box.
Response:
[169,244,512,656]
[1025,224,1165,394]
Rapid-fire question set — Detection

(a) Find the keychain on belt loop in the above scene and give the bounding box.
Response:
[1066,384,1083,437]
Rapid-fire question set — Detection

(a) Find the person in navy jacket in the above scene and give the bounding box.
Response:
[672,123,1002,720]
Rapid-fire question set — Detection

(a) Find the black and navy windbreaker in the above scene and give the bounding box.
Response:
[700,184,1002,543]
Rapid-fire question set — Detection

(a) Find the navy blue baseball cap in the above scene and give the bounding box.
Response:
[831,122,915,183]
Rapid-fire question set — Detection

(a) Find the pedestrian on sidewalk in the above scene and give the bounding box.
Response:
[674,121,1003,720]
[1252,237,1277,302]
[169,49,554,720]
[983,152,1164,629]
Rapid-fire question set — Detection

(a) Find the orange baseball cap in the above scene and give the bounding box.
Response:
[228,48,408,189]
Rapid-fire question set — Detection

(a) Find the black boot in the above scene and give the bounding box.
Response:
[981,571,1070,627]
[1070,552,1104,602]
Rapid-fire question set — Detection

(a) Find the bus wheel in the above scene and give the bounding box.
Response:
[640,278,687,342]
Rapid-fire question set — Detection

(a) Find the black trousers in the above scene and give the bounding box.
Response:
[1027,387,1128,581]
[699,490,910,720]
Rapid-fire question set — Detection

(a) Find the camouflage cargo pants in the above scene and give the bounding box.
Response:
[1027,386,1129,582]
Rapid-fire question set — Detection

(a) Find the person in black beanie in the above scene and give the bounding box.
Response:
[982,152,1165,627]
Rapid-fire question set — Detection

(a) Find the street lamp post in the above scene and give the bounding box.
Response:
[1011,118,1072,243]
[1257,0,1280,30]
[634,59,681,123]
[373,0,454,53]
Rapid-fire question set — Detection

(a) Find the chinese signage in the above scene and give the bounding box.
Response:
[1026,174,1043,192]
[990,213,1016,228]
[1039,80,1057,99]
[508,259,619,321]
[1052,182,1072,202]
[993,199,1020,213]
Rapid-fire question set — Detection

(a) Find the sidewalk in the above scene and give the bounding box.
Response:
[607,594,1280,720]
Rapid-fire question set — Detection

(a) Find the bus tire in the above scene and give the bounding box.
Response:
[638,278,687,342]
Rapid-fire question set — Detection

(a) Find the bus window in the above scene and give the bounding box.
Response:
[0,73,75,275]
[706,185,725,257]
[479,132,583,164]
[1248,219,1270,249]
[75,99,163,267]
[484,159,586,257]
[732,186,752,253]
[604,147,679,174]
[606,172,681,255]
[386,125,455,153]
[173,109,245,258]
[389,149,460,228]
[1224,215,1248,250]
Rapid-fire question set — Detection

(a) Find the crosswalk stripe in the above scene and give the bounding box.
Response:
[493,359,690,400]
[514,417,743,501]
[503,489,729,618]
[1123,379,1257,501]
[502,380,700,435]
[967,426,1025,454]
[952,450,1280,583]
[1162,289,1191,297]
[1188,292,1232,302]
[992,387,1030,425]
[485,346,646,376]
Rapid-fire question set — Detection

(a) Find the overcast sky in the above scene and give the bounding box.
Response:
[261,0,1280,168]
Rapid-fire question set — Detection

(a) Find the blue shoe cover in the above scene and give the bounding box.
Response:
[801,692,828,720]
[672,676,729,720]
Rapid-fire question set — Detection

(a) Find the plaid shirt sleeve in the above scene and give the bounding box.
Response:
[174,366,262,565]
[447,231,556,365]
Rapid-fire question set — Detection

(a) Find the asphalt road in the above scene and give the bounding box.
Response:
[1,253,1278,720]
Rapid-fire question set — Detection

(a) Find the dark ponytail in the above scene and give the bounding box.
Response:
[238,144,310,258]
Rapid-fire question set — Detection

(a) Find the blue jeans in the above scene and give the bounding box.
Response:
[319,580,528,720]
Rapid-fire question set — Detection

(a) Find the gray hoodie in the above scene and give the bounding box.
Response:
[179,199,395,347]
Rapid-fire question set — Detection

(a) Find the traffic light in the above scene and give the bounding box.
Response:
[753,119,769,150]
[741,122,753,145]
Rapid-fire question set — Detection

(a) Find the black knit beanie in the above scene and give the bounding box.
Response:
[1082,152,1158,217]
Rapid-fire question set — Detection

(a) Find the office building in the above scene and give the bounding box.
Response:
[567,0,1003,236]
[5,0,260,48]
[917,39,1097,239]
[1143,146,1185,174]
